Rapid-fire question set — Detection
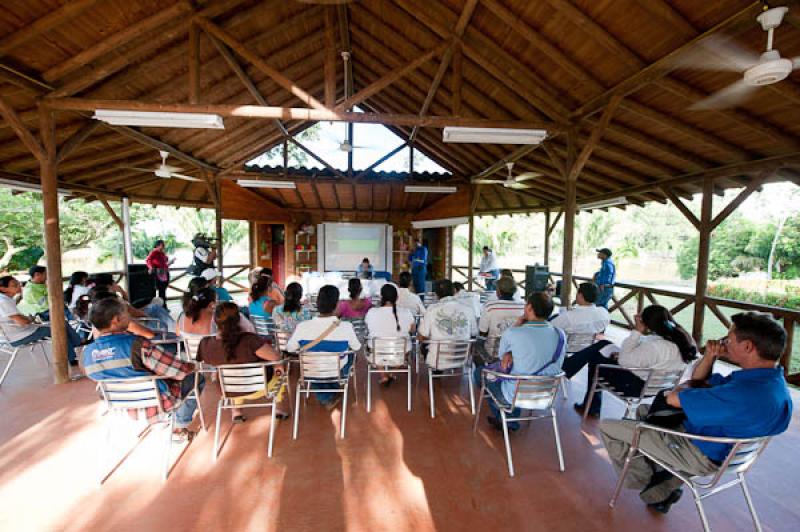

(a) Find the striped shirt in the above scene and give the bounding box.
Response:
[479,298,526,339]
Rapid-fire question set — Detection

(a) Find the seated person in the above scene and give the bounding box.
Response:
[474,292,566,431]
[82,298,202,441]
[478,277,526,359]
[257,268,285,303]
[197,302,287,422]
[248,278,276,319]
[201,268,233,302]
[64,271,91,312]
[500,269,525,302]
[396,271,425,316]
[0,275,81,367]
[89,289,160,340]
[364,284,415,386]
[357,257,374,279]
[17,266,50,317]
[563,305,696,417]
[336,278,372,319]
[287,285,361,410]
[93,272,174,332]
[177,287,254,338]
[90,272,129,301]
[272,282,311,332]
[550,282,610,351]
[187,276,209,295]
[600,311,792,514]
[453,282,481,318]
[418,279,478,367]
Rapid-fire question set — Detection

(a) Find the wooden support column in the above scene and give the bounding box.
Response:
[121,197,133,291]
[544,209,551,265]
[467,184,481,290]
[39,108,69,383]
[693,177,714,344]
[284,221,296,280]
[188,23,200,104]
[214,178,223,276]
[561,130,578,305]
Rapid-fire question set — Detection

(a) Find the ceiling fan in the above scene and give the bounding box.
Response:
[123,150,202,182]
[673,6,799,110]
[472,162,541,189]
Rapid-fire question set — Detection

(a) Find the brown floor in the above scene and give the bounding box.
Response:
[1,343,799,532]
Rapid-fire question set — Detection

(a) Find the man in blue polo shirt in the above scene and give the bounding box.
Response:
[600,311,792,513]
[593,248,615,309]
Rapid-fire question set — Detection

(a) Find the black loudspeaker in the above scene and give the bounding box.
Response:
[525,265,550,299]
[128,264,156,308]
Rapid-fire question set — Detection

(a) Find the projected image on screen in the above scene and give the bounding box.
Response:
[323,223,387,272]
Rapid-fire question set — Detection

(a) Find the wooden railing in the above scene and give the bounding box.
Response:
[452,265,800,383]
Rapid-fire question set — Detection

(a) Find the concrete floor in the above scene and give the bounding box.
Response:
[1,336,799,532]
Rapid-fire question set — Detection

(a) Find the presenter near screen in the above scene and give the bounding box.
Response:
[408,239,428,294]
[357,257,374,279]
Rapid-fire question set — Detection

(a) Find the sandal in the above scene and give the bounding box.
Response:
[275,411,290,420]
[171,428,196,442]
[233,415,247,424]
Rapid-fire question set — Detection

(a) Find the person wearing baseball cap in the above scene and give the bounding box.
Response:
[593,248,615,309]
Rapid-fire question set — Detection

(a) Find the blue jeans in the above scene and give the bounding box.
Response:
[473,364,520,429]
[175,373,205,428]
[484,270,501,291]
[412,265,426,295]
[11,325,78,363]
[596,286,613,309]
[313,354,354,405]
[143,303,175,333]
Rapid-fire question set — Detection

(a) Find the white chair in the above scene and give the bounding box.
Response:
[137,317,167,338]
[421,292,438,306]
[251,315,276,339]
[474,370,565,477]
[213,360,289,460]
[151,338,206,431]
[293,350,356,439]
[583,364,684,423]
[96,375,184,482]
[421,339,475,418]
[273,329,297,378]
[609,424,773,532]
[559,333,599,401]
[0,324,50,386]
[365,337,412,413]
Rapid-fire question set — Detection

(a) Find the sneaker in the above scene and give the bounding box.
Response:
[486,416,519,432]
[648,488,683,514]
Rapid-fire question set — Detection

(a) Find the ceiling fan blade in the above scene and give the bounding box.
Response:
[120,166,158,173]
[170,173,203,182]
[689,79,757,110]
[507,182,535,189]
[161,164,184,173]
[473,179,505,184]
[792,57,800,69]
[669,35,758,72]
[514,172,542,182]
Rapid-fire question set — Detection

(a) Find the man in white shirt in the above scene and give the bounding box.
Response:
[396,272,426,317]
[418,280,477,367]
[550,282,610,352]
[288,284,361,409]
[479,277,526,358]
[453,282,481,319]
[479,246,501,290]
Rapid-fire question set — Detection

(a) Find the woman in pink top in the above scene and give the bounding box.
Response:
[336,278,372,319]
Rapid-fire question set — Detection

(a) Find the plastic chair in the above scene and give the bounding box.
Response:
[213,360,289,460]
[293,350,356,439]
[609,423,772,532]
[583,364,684,423]
[473,370,565,477]
[0,323,50,386]
[420,339,475,418]
[365,337,412,412]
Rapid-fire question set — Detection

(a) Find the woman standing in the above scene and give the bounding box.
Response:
[146,239,174,306]
[336,278,372,319]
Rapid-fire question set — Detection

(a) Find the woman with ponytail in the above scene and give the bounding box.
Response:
[272,282,311,331]
[335,278,372,319]
[365,283,415,386]
[563,304,696,416]
[177,287,254,336]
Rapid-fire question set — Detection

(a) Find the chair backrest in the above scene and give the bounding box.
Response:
[369,337,409,367]
[479,292,491,306]
[98,377,164,413]
[485,336,501,359]
[274,329,293,353]
[509,373,562,411]
[181,332,213,360]
[217,362,272,399]
[137,317,166,334]
[251,315,275,338]
[422,292,438,306]
[298,350,349,381]
[641,368,685,398]
[346,319,368,343]
[566,332,596,354]
[719,437,771,477]
[428,340,472,370]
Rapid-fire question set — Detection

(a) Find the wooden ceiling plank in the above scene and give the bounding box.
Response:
[56,120,100,163]
[569,95,623,180]
[0,0,103,57]
[324,7,338,108]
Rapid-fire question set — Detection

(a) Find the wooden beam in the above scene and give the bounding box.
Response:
[288,137,346,180]
[354,142,409,180]
[710,172,771,230]
[56,120,100,164]
[100,198,124,229]
[451,42,463,116]
[0,63,52,93]
[568,95,623,181]
[106,124,218,172]
[561,129,578,305]
[324,7,337,108]
[0,0,102,57]
[194,15,327,110]
[542,141,566,179]
[188,22,200,104]
[693,177,714,344]
[0,96,44,161]
[660,185,700,230]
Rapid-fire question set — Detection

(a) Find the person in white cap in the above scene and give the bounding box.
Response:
[201,268,233,302]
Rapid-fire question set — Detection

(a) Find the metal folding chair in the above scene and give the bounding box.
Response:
[583,364,684,423]
[0,324,50,386]
[214,360,290,460]
[420,339,475,418]
[609,423,773,532]
[96,375,183,482]
[137,317,167,338]
[151,338,206,431]
[273,329,298,379]
[421,292,438,306]
[251,315,276,340]
[293,350,356,439]
[474,370,565,477]
[559,332,599,401]
[365,336,412,412]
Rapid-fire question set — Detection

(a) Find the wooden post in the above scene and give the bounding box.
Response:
[214,178,223,277]
[561,130,578,306]
[284,222,296,281]
[121,197,133,291]
[693,177,714,344]
[467,214,475,291]
[544,208,551,265]
[39,108,70,383]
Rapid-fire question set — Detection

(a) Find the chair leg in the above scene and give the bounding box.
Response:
[407,367,412,412]
[0,347,20,386]
[560,375,569,401]
[367,367,372,413]
[163,415,175,481]
[39,342,51,366]
[194,382,206,431]
[609,443,638,508]
[351,363,358,405]
[739,475,763,532]
[293,383,302,440]
[473,383,485,433]
[467,367,475,415]
[552,410,565,472]
[341,384,349,439]
[428,371,435,419]
[582,380,600,424]
[99,417,113,485]
[694,495,712,532]
[284,376,293,417]
[213,401,222,462]
[267,403,277,458]
[500,410,514,477]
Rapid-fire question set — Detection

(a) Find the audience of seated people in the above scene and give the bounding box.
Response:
[248,277,276,319]
[272,282,311,331]
[474,291,566,431]
[17,266,50,317]
[287,285,361,410]
[64,271,91,312]
[601,311,792,514]
[336,278,372,319]
[176,287,255,339]
[478,276,526,358]
[82,297,202,441]
[453,282,481,318]
[418,279,477,367]
[364,283,415,386]
[550,282,610,350]
[201,268,233,302]
[562,304,696,417]
[196,302,288,421]
[396,271,425,316]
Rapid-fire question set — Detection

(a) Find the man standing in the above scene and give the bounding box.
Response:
[479,246,500,291]
[593,248,616,309]
[600,312,792,513]
[408,238,428,295]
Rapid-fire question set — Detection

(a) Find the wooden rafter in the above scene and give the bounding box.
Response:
[0,0,102,57]
[0,96,44,161]
[324,7,338,108]
[568,95,623,181]
[56,120,100,164]
[188,22,200,104]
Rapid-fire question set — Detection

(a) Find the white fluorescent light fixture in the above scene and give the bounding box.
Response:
[443,127,547,144]
[404,185,457,194]
[0,178,71,196]
[412,216,469,229]
[237,179,296,189]
[578,196,628,210]
[93,109,225,129]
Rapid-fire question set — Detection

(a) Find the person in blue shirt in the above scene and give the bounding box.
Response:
[593,247,616,309]
[356,257,374,279]
[408,239,428,295]
[600,311,792,514]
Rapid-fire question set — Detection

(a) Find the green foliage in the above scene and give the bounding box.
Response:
[708,283,800,310]
[7,246,44,271]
